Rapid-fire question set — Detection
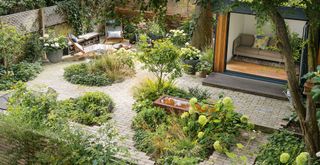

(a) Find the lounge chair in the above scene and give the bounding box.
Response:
[105,20,124,44]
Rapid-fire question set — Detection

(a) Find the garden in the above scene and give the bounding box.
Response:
[0,0,320,165]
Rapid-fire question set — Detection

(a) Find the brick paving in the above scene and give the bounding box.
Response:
[25,61,292,164]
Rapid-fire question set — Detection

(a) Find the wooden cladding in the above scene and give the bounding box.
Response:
[318,46,320,65]
[213,13,229,72]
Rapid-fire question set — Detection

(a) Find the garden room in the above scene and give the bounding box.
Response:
[225,12,307,82]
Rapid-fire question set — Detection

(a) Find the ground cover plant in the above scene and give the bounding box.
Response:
[0,83,127,164]
[64,48,135,86]
[254,131,320,165]
[58,92,114,126]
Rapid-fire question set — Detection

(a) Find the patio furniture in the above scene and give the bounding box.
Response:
[233,34,284,63]
[104,20,124,44]
[68,32,100,54]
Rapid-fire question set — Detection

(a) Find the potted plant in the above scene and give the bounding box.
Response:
[146,20,165,41]
[180,44,201,75]
[42,33,67,63]
[168,29,189,47]
[196,61,212,78]
[303,66,320,101]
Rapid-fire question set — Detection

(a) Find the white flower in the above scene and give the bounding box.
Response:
[185,42,190,46]
[51,44,55,47]
[43,34,49,38]
[44,43,49,46]
[316,152,320,158]
[54,38,58,42]
[55,43,60,48]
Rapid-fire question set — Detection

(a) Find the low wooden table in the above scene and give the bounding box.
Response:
[154,96,190,114]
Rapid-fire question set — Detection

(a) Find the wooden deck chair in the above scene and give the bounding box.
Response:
[105,20,124,44]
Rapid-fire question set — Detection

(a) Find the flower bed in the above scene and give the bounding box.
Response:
[132,79,253,164]
[64,48,135,86]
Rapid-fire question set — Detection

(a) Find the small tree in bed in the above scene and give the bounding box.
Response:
[137,35,182,91]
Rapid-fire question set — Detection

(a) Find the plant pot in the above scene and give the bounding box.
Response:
[198,71,208,78]
[129,34,138,44]
[47,49,63,63]
[183,59,200,75]
[148,33,163,40]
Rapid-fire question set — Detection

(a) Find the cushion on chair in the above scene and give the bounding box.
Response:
[252,35,270,49]
[240,34,255,47]
[107,31,122,39]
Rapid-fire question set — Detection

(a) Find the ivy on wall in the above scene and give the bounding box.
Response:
[0,0,64,15]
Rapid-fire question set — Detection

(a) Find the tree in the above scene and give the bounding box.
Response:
[191,1,214,51]
[243,0,320,160]
[137,35,182,90]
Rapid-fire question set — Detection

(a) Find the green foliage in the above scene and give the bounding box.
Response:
[64,49,135,86]
[289,32,304,63]
[59,92,114,126]
[180,45,201,61]
[0,0,64,15]
[147,20,166,37]
[187,86,212,101]
[196,47,214,73]
[137,37,182,90]
[132,80,250,164]
[0,24,25,69]
[64,63,112,86]
[133,107,168,132]
[303,65,320,100]
[168,29,189,47]
[179,18,196,42]
[255,131,305,165]
[0,83,127,164]
[0,62,42,90]
[42,32,68,52]
[57,0,124,35]
[23,33,43,63]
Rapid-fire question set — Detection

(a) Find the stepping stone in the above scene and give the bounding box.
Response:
[0,93,10,111]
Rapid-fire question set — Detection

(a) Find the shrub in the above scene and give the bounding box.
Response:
[132,107,168,132]
[64,49,135,86]
[0,84,127,164]
[59,92,114,126]
[64,63,112,86]
[168,29,188,47]
[0,24,25,70]
[188,87,211,101]
[12,62,42,82]
[23,33,43,63]
[133,79,189,103]
[255,131,304,165]
[132,88,251,164]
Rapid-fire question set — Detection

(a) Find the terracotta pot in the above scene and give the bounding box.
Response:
[303,79,314,95]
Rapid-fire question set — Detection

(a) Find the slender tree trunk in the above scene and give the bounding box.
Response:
[264,2,320,158]
[191,2,213,51]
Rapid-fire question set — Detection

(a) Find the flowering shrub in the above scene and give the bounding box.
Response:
[41,33,67,52]
[132,82,253,164]
[168,29,189,47]
[180,45,201,61]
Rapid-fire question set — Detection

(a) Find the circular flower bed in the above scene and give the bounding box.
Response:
[64,49,135,86]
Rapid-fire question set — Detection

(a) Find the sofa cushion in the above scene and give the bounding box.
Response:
[259,49,282,58]
[252,35,269,49]
[240,34,255,47]
[234,46,260,56]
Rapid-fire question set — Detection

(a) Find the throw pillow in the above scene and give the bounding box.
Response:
[68,33,78,43]
[252,35,270,49]
[107,31,122,39]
